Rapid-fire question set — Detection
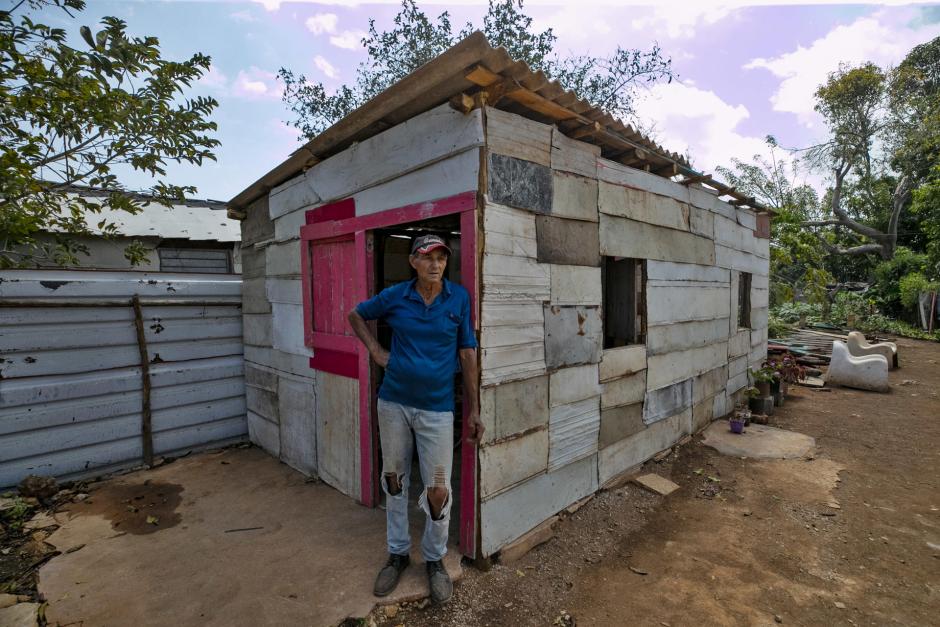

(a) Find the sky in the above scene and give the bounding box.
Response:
[35,0,940,202]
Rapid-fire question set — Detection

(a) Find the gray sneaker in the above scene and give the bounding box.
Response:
[426,559,453,605]
[374,553,410,597]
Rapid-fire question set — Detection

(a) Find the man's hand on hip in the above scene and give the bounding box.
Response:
[372,348,390,368]
[465,409,484,444]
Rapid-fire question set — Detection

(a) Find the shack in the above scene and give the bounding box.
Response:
[226,32,770,558]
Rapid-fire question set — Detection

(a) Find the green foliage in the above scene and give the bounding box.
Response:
[899,272,938,308]
[279,0,674,139]
[772,301,822,323]
[0,495,34,532]
[869,247,930,316]
[0,0,220,268]
[857,314,940,342]
[831,291,872,324]
[767,313,791,339]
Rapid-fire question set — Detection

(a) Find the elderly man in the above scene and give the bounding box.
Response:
[348,233,483,605]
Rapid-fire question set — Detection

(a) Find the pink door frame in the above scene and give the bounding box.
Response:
[300,190,479,557]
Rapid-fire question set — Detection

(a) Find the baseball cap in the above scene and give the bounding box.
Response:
[410,234,452,256]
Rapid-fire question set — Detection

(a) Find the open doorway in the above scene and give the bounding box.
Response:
[370,213,467,548]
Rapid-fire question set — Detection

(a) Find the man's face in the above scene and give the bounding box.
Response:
[409,248,448,284]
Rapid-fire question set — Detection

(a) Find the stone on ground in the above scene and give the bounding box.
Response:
[0,602,39,627]
[634,474,680,496]
[701,422,815,460]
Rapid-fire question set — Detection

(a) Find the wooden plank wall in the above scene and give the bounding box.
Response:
[478,106,769,555]
[242,103,485,499]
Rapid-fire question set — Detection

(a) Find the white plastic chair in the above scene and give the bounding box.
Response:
[825,341,890,392]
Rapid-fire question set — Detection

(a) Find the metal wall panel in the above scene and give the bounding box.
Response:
[0,270,247,487]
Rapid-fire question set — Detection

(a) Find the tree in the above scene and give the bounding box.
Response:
[279,0,674,140]
[717,137,831,306]
[0,0,219,268]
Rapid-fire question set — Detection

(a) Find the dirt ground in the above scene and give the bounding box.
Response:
[376,336,940,627]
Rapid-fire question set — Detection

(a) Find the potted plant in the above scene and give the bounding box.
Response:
[730,405,749,434]
[749,366,775,397]
[765,353,806,397]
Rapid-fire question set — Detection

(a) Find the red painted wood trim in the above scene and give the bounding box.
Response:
[308,349,358,379]
[300,190,477,241]
[310,332,358,353]
[305,197,355,225]
[300,236,315,348]
[355,230,375,507]
[458,207,479,558]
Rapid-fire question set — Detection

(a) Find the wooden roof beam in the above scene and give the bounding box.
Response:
[681,173,712,186]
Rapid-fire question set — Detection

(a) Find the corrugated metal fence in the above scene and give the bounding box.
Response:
[0,270,247,487]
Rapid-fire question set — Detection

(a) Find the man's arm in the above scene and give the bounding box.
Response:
[348,309,389,368]
[459,347,484,443]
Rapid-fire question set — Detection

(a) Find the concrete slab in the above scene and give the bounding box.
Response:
[38,448,462,627]
[634,473,680,496]
[701,422,815,460]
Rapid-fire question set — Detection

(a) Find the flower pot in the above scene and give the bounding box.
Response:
[756,381,771,397]
[773,390,785,407]
[770,377,781,396]
[729,418,745,434]
[781,380,789,397]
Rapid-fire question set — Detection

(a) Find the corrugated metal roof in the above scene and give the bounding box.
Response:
[228,31,765,214]
[55,188,239,242]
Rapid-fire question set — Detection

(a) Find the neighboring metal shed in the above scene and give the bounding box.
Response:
[228,33,770,559]
[32,186,241,273]
[0,271,248,487]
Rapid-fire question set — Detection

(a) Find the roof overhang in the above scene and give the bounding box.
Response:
[228,31,769,218]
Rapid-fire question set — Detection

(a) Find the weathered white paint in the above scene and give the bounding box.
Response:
[543,305,603,369]
[646,284,731,324]
[598,410,690,486]
[277,376,318,476]
[243,313,273,347]
[486,106,552,167]
[247,411,280,458]
[482,253,551,302]
[736,209,757,231]
[550,265,602,305]
[551,128,600,178]
[692,365,728,404]
[550,363,601,407]
[264,240,301,278]
[729,329,750,358]
[689,206,715,239]
[245,345,315,379]
[352,148,480,217]
[0,270,246,486]
[480,375,549,443]
[306,104,484,205]
[548,397,600,470]
[715,244,765,274]
[266,278,303,305]
[272,302,313,357]
[601,370,647,409]
[714,214,768,259]
[596,158,690,205]
[480,427,549,498]
[646,260,729,284]
[484,203,538,258]
[551,173,599,222]
[269,174,321,221]
[272,207,307,243]
[599,214,716,266]
[599,345,647,382]
[481,323,543,348]
[646,342,728,390]
[481,343,546,386]
[643,379,692,425]
[314,370,360,498]
[481,453,598,556]
[598,181,690,232]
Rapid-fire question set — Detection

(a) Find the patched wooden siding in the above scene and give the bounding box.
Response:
[0,270,247,487]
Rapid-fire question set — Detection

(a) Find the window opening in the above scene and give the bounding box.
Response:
[738,272,752,329]
[602,257,646,348]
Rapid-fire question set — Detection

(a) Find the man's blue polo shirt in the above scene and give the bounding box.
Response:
[355,278,477,412]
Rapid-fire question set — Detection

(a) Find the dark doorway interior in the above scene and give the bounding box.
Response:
[371,213,464,543]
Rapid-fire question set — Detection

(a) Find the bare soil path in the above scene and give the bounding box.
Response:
[380,336,940,627]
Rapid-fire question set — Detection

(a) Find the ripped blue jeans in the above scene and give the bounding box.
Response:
[377,398,454,562]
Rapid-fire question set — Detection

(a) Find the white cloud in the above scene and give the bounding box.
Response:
[253,0,360,11]
[229,9,256,22]
[329,30,367,50]
[305,12,338,34]
[744,8,940,127]
[633,81,769,174]
[314,55,339,78]
[630,4,736,39]
[232,67,283,100]
[197,64,229,90]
